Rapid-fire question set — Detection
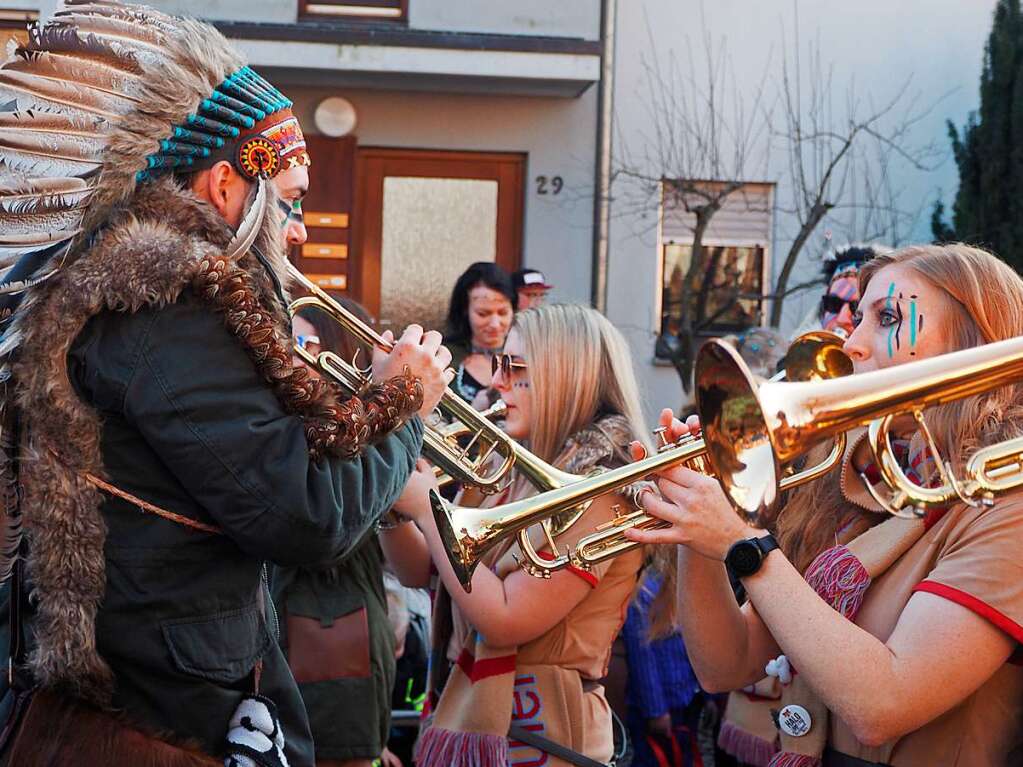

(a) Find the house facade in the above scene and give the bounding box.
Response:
[4,0,1000,420]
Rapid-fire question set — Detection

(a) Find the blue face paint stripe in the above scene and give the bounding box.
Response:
[886,282,896,358]
[910,300,917,347]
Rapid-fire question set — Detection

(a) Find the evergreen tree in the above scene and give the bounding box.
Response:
[934,0,1023,271]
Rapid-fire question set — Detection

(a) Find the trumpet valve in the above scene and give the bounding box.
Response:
[652,426,672,452]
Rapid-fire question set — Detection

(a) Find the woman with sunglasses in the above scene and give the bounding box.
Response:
[380,303,650,767]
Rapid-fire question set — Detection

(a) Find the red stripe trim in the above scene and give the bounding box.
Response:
[455,648,517,682]
[913,580,1023,643]
[535,550,599,588]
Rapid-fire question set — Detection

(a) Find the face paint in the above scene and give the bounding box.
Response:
[513,381,530,389]
[909,294,918,355]
[886,282,896,358]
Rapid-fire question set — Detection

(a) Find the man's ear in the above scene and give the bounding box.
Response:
[193,160,235,217]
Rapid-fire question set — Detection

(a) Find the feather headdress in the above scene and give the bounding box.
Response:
[0,1,304,617]
[0,0,303,362]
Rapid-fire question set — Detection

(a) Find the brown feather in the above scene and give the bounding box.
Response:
[0,174,93,197]
[57,4,181,36]
[54,13,167,49]
[0,70,134,117]
[0,127,110,161]
[0,109,109,135]
[8,50,143,101]
[26,23,145,74]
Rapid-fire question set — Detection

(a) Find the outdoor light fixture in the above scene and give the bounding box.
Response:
[313,96,358,137]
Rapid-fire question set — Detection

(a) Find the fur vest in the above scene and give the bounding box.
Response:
[5,178,420,706]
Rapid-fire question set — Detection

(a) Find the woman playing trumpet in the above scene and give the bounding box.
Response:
[382,303,649,767]
[630,244,1023,766]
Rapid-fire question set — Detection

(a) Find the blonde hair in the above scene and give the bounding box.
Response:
[512,303,651,463]
[778,243,1023,572]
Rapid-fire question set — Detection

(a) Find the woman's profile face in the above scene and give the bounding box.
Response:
[467,284,513,351]
[843,263,953,373]
[492,328,531,440]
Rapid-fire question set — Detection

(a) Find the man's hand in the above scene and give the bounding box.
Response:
[372,325,454,419]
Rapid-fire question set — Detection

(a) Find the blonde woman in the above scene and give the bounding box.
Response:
[632,244,1023,766]
[381,303,650,767]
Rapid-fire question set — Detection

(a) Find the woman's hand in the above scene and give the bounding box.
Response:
[624,408,750,560]
[392,458,441,522]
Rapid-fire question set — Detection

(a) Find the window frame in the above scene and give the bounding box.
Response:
[298,0,409,24]
[655,179,774,358]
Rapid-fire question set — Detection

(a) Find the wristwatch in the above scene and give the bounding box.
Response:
[725,533,779,578]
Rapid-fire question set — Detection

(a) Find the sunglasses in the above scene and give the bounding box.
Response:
[820,294,858,316]
[491,353,528,378]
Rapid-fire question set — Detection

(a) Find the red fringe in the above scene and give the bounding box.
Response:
[413,724,508,767]
[717,720,777,767]
[803,544,870,619]
[768,753,821,767]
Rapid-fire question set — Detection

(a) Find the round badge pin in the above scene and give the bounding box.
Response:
[777,704,812,737]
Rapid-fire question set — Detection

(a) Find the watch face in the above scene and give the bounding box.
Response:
[728,540,762,577]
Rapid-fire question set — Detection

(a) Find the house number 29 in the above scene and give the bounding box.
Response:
[535,175,563,195]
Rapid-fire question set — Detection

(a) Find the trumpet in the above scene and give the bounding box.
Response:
[696,332,1023,521]
[286,264,589,499]
[432,399,507,488]
[431,331,852,590]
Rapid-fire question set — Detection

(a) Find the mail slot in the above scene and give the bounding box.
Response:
[306,212,349,229]
[302,243,348,259]
[308,274,347,290]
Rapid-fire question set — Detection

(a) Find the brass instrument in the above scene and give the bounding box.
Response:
[286,264,583,499]
[695,333,1023,522]
[431,331,852,590]
[433,399,507,487]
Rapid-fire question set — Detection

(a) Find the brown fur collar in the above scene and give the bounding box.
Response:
[7,178,421,705]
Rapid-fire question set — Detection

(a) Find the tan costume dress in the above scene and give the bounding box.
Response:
[415,417,645,767]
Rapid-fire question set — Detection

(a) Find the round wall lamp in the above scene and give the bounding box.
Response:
[313,96,358,137]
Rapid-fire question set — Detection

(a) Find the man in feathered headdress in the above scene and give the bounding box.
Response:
[0,2,450,764]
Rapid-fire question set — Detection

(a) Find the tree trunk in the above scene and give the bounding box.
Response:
[769,201,832,328]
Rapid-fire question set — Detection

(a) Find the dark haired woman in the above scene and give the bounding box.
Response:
[444,261,516,408]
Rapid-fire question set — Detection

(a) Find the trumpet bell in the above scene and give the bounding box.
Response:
[696,340,782,520]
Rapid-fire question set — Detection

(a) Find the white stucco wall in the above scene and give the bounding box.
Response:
[290,86,598,306]
[608,0,999,418]
[410,0,600,40]
[145,0,600,37]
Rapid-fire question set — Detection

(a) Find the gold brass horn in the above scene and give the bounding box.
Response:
[286,263,587,497]
[695,332,1023,522]
[431,331,852,590]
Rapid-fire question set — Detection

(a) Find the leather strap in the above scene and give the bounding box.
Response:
[507,725,608,767]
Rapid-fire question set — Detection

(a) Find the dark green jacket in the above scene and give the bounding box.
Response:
[272,535,395,761]
[54,292,423,765]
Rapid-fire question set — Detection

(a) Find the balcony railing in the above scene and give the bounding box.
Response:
[299,0,407,23]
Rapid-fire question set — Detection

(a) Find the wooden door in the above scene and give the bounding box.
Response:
[291,135,357,294]
[353,148,524,332]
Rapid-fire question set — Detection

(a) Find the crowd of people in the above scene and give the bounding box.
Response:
[1,5,1023,767]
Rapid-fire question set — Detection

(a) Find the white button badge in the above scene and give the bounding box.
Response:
[777,704,812,737]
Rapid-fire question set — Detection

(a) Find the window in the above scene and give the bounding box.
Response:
[661,243,766,334]
[299,0,407,22]
[657,180,773,356]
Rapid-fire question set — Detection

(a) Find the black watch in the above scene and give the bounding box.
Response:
[725,534,779,578]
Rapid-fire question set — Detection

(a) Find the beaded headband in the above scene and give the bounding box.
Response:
[138,66,311,182]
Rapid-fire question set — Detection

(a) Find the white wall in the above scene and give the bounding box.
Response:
[146,0,601,37]
[608,0,999,418]
[290,86,598,305]
[410,0,600,39]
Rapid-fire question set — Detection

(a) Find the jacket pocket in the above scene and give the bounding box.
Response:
[286,587,371,684]
[161,604,272,684]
